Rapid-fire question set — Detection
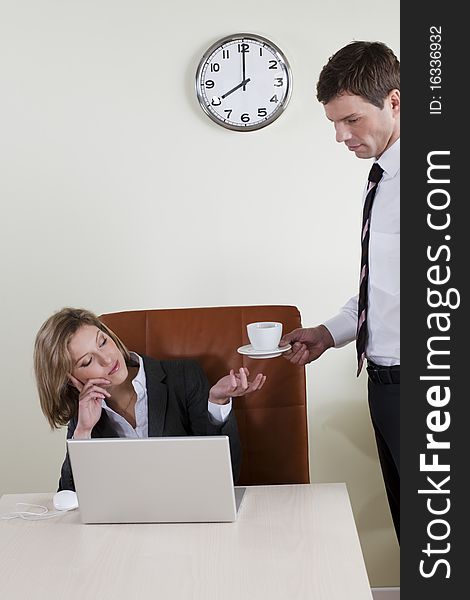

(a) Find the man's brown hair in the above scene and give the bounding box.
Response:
[316,41,400,108]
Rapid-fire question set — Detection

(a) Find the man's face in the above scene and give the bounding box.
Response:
[324,91,400,159]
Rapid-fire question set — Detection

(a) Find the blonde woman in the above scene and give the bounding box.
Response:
[34,308,266,490]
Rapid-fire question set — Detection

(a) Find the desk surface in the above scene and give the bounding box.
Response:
[0,483,372,600]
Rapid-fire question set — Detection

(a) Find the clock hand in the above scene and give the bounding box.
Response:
[242,48,247,91]
[221,78,251,99]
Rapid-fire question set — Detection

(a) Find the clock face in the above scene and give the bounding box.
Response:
[195,33,292,131]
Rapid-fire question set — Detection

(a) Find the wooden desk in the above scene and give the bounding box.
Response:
[0,484,372,600]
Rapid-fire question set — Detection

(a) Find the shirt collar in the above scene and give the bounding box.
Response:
[101,351,147,410]
[129,351,147,394]
[376,137,400,178]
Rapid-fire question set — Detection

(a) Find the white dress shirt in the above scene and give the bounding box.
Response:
[102,352,232,438]
[324,138,400,366]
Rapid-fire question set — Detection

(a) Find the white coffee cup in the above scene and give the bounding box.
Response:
[247,322,282,351]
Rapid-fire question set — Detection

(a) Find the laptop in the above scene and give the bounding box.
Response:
[67,436,246,524]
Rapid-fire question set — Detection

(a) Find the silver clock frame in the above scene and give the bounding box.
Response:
[195,33,293,132]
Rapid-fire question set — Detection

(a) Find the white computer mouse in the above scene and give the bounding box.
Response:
[52,490,79,511]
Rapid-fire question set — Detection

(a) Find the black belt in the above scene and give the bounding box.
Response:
[367,361,400,384]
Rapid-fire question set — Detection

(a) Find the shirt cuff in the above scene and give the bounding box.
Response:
[323,313,357,348]
[208,398,233,423]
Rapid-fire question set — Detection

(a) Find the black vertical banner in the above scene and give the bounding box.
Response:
[401,5,467,599]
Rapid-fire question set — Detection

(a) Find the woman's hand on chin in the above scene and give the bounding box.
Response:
[68,374,111,436]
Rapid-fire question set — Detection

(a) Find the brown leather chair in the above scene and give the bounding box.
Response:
[100,305,309,485]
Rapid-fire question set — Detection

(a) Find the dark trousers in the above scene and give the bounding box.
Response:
[367,378,400,542]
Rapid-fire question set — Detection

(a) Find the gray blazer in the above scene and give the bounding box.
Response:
[58,356,241,490]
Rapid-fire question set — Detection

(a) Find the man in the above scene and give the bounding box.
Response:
[281,41,400,541]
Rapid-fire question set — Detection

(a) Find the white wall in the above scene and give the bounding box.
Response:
[0,0,399,587]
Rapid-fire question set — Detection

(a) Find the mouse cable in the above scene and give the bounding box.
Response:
[0,502,72,521]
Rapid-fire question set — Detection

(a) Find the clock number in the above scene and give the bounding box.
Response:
[259,47,263,56]
[211,96,222,106]
[240,113,250,123]
[224,109,233,119]
[274,78,283,87]
[205,80,215,89]
[210,63,220,72]
[257,108,268,117]
[238,43,250,53]
[270,95,278,103]
[222,49,230,59]
[268,60,277,69]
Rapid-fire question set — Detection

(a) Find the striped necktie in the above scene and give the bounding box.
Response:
[356,162,384,376]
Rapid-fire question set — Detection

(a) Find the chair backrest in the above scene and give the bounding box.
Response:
[100,305,309,485]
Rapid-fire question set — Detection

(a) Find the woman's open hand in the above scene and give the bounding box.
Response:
[68,375,111,438]
[209,367,266,405]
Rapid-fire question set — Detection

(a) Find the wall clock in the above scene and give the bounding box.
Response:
[195,33,292,131]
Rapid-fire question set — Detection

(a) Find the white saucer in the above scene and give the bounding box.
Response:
[237,344,291,359]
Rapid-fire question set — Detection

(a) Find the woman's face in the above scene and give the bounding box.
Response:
[68,325,128,387]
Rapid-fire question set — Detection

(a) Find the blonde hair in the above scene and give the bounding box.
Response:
[34,308,131,429]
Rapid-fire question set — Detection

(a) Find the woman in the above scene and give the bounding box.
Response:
[34,308,266,490]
